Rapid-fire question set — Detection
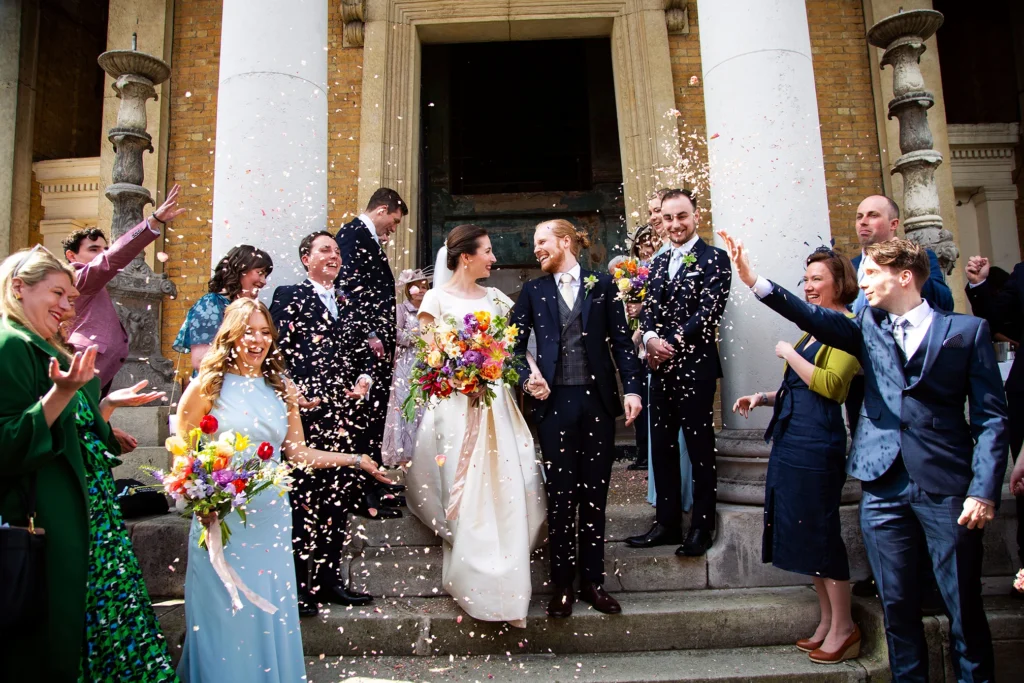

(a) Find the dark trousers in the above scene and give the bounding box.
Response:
[860,459,994,683]
[634,371,649,464]
[1007,391,1024,567]
[364,352,394,465]
[291,466,363,595]
[536,385,616,587]
[650,375,717,531]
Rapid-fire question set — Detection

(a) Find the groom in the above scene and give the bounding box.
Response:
[510,219,643,618]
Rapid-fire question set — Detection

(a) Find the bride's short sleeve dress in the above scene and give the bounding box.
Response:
[406,287,546,626]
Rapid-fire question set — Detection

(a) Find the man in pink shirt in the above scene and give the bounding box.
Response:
[63,184,185,449]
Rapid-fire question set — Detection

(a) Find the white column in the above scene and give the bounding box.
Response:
[975,186,1021,273]
[212,0,328,286]
[697,0,832,502]
[0,0,21,256]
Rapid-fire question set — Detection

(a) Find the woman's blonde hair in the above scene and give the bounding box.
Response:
[196,297,291,404]
[0,245,76,356]
[538,219,591,257]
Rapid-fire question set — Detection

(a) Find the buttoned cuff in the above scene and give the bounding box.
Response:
[642,331,659,346]
[751,276,773,299]
[968,280,986,289]
[623,393,641,400]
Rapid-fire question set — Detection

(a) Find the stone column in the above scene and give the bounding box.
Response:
[0,0,21,257]
[696,0,833,503]
[211,0,328,284]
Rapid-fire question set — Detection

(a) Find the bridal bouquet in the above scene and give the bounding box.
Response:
[401,310,521,421]
[150,414,294,550]
[612,257,650,329]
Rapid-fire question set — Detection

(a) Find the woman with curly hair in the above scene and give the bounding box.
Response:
[174,297,391,682]
[172,245,273,373]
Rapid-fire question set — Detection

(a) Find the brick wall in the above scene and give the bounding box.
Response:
[327,3,364,228]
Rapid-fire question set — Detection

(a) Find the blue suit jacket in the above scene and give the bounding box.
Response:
[852,249,954,312]
[760,282,1008,503]
[509,269,641,422]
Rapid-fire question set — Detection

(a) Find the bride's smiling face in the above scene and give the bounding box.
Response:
[460,235,496,280]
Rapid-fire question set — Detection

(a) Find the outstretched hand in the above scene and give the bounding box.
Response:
[358,455,393,484]
[716,230,757,287]
[49,346,99,393]
[105,380,166,408]
[732,393,763,418]
[153,184,187,224]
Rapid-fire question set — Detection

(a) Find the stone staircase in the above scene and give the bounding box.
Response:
[116,408,1024,682]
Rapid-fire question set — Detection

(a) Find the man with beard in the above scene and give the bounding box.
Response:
[627,188,732,557]
[271,231,401,616]
[510,219,642,618]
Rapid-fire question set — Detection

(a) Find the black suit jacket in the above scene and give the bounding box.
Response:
[639,237,732,381]
[334,218,397,356]
[510,268,641,422]
[966,261,1024,394]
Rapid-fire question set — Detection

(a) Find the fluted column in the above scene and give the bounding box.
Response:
[211,0,328,284]
[696,0,834,503]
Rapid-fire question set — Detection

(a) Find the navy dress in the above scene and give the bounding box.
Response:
[762,338,850,580]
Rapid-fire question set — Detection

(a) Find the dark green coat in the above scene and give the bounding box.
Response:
[0,319,120,681]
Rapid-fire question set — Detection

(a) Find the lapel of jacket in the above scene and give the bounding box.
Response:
[300,280,333,330]
[580,268,594,332]
[907,310,950,390]
[538,275,561,344]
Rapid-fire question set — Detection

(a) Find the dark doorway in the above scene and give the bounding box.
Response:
[421,38,625,296]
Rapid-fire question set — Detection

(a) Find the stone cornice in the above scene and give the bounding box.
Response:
[32,157,102,221]
[948,122,1019,160]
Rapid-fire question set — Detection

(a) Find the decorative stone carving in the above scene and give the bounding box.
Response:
[342,0,365,47]
[664,1,689,35]
[868,9,958,275]
[97,43,178,392]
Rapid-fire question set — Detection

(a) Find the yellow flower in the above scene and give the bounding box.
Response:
[503,324,519,344]
[233,433,251,452]
[165,435,188,457]
[613,268,623,279]
[617,278,632,293]
[426,349,444,369]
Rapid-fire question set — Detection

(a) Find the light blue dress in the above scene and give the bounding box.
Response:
[646,242,693,511]
[177,374,306,683]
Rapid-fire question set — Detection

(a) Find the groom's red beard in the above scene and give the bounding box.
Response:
[537,249,565,274]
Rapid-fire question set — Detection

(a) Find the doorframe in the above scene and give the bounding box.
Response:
[359,0,679,270]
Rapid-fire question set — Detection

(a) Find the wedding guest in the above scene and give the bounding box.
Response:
[172,244,273,373]
[721,231,1007,674]
[335,188,407,465]
[628,189,731,557]
[731,246,861,662]
[381,267,432,467]
[270,231,393,616]
[175,297,391,682]
[647,190,668,255]
[626,224,656,471]
[0,246,174,681]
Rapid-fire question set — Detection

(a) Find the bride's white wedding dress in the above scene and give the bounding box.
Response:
[406,286,546,626]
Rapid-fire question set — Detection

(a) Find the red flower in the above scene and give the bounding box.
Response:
[199,414,219,434]
[257,442,274,460]
[232,479,246,494]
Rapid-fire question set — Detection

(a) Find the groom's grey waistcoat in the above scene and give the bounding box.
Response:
[554,290,594,386]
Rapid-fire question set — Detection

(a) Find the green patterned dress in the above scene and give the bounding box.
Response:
[74,395,178,683]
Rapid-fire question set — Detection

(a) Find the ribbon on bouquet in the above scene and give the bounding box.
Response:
[444,397,484,521]
[206,519,279,615]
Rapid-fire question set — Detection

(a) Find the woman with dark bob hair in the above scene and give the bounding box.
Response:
[731,246,864,664]
[173,244,273,372]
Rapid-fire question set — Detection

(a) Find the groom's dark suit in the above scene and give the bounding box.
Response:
[335,217,396,463]
[510,267,641,587]
[758,280,1007,683]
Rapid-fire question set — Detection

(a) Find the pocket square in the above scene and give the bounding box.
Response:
[685,271,700,278]
[942,333,965,349]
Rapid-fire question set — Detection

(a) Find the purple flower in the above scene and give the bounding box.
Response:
[463,313,479,332]
[191,459,203,474]
[212,469,236,487]
[463,350,485,366]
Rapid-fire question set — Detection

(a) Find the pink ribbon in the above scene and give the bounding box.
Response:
[444,397,484,521]
[206,520,279,615]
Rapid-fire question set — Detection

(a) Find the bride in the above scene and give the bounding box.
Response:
[406,224,546,627]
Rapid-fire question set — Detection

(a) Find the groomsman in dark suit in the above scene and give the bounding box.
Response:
[334,188,407,463]
[510,219,643,618]
[271,231,398,615]
[722,232,1007,677]
[627,189,732,557]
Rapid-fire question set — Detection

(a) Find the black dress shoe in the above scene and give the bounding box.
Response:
[297,595,319,618]
[625,523,684,548]
[355,491,403,519]
[626,461,648,471]
[547,586,574,618]
[676,528,714,557]
[578,582,621,614]
[375,481,406,495]
[380,494,407,507]
[318,582,373,607]
[852,577,878,598]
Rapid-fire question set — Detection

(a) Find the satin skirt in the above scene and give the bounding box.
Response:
[407,385,546,624]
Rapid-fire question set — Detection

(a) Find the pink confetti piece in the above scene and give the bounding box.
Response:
[156,251,169,262]
[435,454,446,467]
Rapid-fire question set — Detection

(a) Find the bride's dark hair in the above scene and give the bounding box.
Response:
[445,224,488,271]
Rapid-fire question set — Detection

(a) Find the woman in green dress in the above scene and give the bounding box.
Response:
[0,246,177,682]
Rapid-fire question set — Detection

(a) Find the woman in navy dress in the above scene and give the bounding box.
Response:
[732,247,861,664]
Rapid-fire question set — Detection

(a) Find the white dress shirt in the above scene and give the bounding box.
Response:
[553,262,582,303]
[642,233,701,347]
[309,278,338,319]
[358,213,380,245]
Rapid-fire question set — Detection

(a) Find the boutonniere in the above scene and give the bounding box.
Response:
[682,253,697,268]
[336,289,349,306]
[583,274,599,298]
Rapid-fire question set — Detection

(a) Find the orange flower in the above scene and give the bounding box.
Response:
[474,311,491,331]
[213,454,231,471]
[480,363,502,381]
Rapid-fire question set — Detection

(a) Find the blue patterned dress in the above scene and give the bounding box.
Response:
[173,293,230,355]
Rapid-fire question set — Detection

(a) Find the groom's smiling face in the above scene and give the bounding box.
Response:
[534,226,570,274]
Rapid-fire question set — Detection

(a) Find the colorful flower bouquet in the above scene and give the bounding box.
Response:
[1015,569,1024,593]
[401,310,521,421]
[150,414,293,550]
[613,258,650,329]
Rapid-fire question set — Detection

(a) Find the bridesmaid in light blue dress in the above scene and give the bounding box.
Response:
[173,298,392,683]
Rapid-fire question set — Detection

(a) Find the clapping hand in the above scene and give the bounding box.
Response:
[153,184,187,224]
[297,392,322,409]
[105,380,166,408]
[964,256,990,286]
[958,497,995,529]
[49,346,99,393]
[716,230,757,287]
[732,393,763,418]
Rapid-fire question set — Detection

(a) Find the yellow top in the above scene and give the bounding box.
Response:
[786,312,861,404]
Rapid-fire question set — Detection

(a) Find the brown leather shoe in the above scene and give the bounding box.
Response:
[809,625,861,664]
[795,637,824,653]
[578,582,621,615]
[547,586,574,618]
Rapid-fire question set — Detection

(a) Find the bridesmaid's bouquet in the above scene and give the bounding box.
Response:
[150,414,294,550]
[612,258,650,329]
[401,310,521,421]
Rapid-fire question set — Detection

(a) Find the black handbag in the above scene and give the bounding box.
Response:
[0,474,47,633]
[115,479,169,519]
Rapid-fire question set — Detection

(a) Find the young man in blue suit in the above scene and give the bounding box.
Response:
[510,219,643,618]
[720,231,1007,679]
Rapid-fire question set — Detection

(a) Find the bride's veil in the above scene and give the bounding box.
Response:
[433,243,454,288]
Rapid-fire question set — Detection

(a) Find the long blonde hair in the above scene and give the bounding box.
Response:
[538,219,591,257]
[196,298,291,404]
[0,245,76,358]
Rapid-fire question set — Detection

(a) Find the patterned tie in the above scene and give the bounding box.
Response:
[669,249,684,279]
[892,317,910,364]
[559,273,575,308]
